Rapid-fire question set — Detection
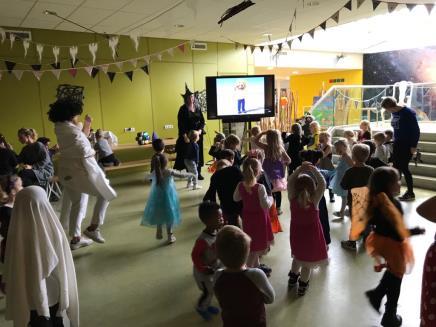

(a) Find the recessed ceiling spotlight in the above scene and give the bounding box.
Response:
[174,24,185,28]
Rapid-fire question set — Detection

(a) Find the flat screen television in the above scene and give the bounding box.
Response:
[206,74,275,122]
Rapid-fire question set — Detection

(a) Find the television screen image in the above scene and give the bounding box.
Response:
[216,77,265,116]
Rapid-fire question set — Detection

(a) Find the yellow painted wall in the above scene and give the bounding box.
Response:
[0,28,252,153]
[290,69,363,118]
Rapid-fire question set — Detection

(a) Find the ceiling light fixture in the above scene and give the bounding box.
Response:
[218,0,256,26]
[174,24,185,28]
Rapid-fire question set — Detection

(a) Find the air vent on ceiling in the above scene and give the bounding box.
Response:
[305,1,320,7]
[191,42,208,51]
[5,29,32,40]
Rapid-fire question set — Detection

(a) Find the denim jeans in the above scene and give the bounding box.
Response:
[184,159,198,185]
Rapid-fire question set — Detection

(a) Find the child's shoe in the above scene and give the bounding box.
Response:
[365,289,383,313]
[288,271,300,288]
[381,313,402,327]
[167,234,176,244]
[196,307,212,321]
[297,280,309,296]
[207,306,220,315]
[341,240,357,251]
[259,264,272,277]
[186,181,193,189]
[193,184,202,190]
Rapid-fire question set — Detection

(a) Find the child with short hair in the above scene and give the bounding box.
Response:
[287,162,328,296]
[233,158,274,268]
[349,167,424,326]
[318,131,335,203]
[141,153,194,244]
[362,140,376,165]
[249,126,262,151]
[340,144,374,250]
[223,134,243,168]
[208,132,225,160]
[191,201,224,321]
[214,225,275,326]
[307,121,320,150]
[204,149,243,227]
[384,130,394,162]
[343,130,357,151]
[357,120,371,141]
[331,139,353,220]
[369,132,389,168]
[184,130,202,190]
[254,129,291,215]
[94,129,120,167]
[283,123,307,174]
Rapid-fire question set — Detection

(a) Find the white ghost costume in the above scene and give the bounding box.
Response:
[4,186,79,327]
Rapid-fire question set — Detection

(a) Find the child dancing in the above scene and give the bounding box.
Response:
[214,225,275,326]
[184,130,202,190]
[141,153,193,244]
[233,158,274,269]
[317,131,335,202]
[191,201,224,321]
[287,162,328,296]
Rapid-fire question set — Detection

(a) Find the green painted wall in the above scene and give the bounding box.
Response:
[0,28,253,154]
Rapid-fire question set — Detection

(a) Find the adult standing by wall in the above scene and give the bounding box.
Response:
[48,97,116,249]
[0,134,17,177]
[381,97,420,201]
[174,84,206,180]
[17,128,53,188]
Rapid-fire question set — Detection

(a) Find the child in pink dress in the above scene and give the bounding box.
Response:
[233,158,274,269]
[287,162,328,296]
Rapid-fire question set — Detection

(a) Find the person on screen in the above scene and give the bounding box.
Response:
[234,80,247,114]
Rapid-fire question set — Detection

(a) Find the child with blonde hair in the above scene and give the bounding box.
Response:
[254,129,291,215]
[249,126,262,151]
[318,131,335,202]
[343,130,357,151]
[141,153,194,244]
[233,158,274,268]
[369,132,389,168]
[307,121,320,150]
[287,162,328,296]
[184,130,202,190]
[357,120,371,141]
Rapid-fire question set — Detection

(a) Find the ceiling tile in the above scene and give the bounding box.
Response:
[26,1,78,23]
[0,0,35,18]
[93,11,145,30]
[121,0,179,14]
[83,0,134,11]
[39,0,84,5]
[67,6,115,26]
[20,18,58,29]
[55,21,92,32]
[0,16,24,27]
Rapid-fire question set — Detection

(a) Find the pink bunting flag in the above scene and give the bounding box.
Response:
[425,3,434,14]
[68,68,78,78]
[177,43,185,53]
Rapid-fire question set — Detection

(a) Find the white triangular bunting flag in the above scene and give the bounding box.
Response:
[12,70,24,80]
[143,56,150,65]
[167,48,174,57]
[51,70,61,80]
[33,70,43,81]
[23,39,30,57]
[129,59,138,67]
[53,46,60,64]
[100,64,109,74]
[89,43,98,65]
[0,27,5,44]
[108,36,119,60]
[36,44,44,62]
[387,2,398,13]
[84,66,93,76]
[156,53,162,61]
[115,62,123,71]
[9,33,15,49]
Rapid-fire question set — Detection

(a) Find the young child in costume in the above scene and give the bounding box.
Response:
[253,129,291,215]
[191,201,224,321]
[141,153,194,244]
[331,139,353,221]
[416,196,436,327]
[184,130,202,190]
[306,121,320,150]
[349,167,424,326]
[317,131,335,203]
[233,158,274,269]
[214,225,275,327]
[357,120,371,141]
[287,161,328,296]
[283,123,307,174]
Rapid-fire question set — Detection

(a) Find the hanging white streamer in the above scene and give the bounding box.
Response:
[23,39,30,57]
[89,43,98,64]
[69,46,78,63]
[53,46,60,64]
[108,36,119,60]
[0,27,6,44]
[129,33,139,52]
[10,33,16,49]
[36,44,44,62]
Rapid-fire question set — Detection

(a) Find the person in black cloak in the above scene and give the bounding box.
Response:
[174,84,206,180]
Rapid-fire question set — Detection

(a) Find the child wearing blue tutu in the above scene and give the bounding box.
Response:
[141,153,193,244]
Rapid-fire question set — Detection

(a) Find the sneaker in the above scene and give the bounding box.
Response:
[329,197,335,203]
[365,289,383,313]
[167,234,176,244]
[83,229,105,244]
[398,192,415,202]
[207,306,220,315]
[341,240,357,251]
[193,184,203,190]
[381,313,402,327]
[156,228,163,240]
[198,175,205,181]
[186,182,193,189]
[70,237,93,250]
[288,271,300,288]
[297,280,309,296]
[196,307,212,321]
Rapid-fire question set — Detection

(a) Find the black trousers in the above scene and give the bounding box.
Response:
[372,270,403,314]
[392,143,414,194]
[29,303,64,327]
[273,192,282,209]
[99,154,120,167]
[18,169,38,187]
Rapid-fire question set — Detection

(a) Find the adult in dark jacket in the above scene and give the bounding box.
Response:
[381,97,420,201]
[0,134,17,176]
[174,84,205,179]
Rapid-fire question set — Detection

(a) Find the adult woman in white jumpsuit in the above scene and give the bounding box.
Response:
[48,98,116,249]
